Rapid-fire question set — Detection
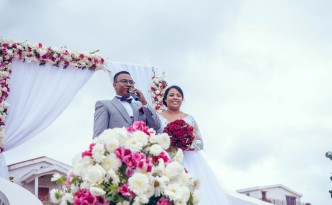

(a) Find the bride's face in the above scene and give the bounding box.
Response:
[166,88,183,110]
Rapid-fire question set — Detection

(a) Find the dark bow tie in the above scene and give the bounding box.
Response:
[116,96,133,103]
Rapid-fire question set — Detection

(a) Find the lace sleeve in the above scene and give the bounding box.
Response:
[191,117,204,151]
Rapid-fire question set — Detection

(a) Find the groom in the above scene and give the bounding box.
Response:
[93,71,161,138]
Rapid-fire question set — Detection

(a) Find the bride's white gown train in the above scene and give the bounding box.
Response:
[158,115,231,205]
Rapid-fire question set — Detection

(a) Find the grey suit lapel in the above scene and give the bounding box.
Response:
[111,97,132,124]
[132,102,140,122]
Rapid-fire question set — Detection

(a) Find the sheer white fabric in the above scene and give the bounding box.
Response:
[107,61,158,104]
[0,60,93,178]
[158,114,231,205]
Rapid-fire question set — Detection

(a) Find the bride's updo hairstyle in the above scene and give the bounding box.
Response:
[162,85,184,106]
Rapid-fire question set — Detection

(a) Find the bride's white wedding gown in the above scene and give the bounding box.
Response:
[158,114,231,205]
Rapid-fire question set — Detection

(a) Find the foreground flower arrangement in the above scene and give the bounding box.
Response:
[0,38,106,152]
[50,121,199,205]
[150,69,167,113]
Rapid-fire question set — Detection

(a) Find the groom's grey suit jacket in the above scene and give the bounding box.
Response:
[93,97,161,138]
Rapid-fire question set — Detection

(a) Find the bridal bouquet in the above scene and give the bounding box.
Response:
[50,121,199,205]
[163,120,195,151]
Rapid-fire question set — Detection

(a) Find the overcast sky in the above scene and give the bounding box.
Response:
[1,0,332,204]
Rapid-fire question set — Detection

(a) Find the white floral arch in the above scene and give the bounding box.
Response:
[0,38,167,179]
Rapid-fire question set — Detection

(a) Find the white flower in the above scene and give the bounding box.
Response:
[149,135,158,144]
[165,183,183,201]
[92,143,106,163]
[135,195,149,204]
[149,144,163,156]
[90,186,106,196]
[70,184,79,193]
[51,173,62,182]
[80,181,91,190]
[181,186,190,203]
[105,169,120,185]
[164,161,185,182]
[60,193,73,205]
[155,90,160,94]
[128,173,150,195]
[193,191,199,204]
[132,131,149,146]
[97,128,123,148]
[117,201,130,205]
[73,156,93,177]
[173,148,183,162]
[156,133,170,149]
[151,175,169,196]
[125,137,143,152]
[85,164,106,185]
[104,137,119,153]
[49,189,62,204]
[102,153,121,171]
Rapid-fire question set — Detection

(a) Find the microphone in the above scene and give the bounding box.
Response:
[128,88,139,101]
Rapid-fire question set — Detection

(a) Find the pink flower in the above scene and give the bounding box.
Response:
[131,121,150,136]
[81,143,95,158]
[157,197,170,205]
[73,189,109,205]
[115,147,132,162]
[118,182,135,197]
[73,189,97,205]
[38,43,42,48]
[126,126,135,133]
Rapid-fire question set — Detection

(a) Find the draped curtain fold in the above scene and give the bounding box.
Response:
[0,60,94,178]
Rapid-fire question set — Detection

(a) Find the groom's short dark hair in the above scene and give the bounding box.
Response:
[113,71,131,82]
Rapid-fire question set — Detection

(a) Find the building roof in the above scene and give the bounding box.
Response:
[237,184,303,197]
[8,156,72,171]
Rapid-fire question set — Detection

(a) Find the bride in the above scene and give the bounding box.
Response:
[157,85,231,205]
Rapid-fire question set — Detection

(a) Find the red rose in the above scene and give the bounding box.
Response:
[163,119,194,151]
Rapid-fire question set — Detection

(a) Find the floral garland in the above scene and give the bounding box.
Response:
[0,38,107,152]
[150,68,167,113]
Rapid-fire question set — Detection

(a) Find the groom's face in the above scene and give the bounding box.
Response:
[113,73,134,97]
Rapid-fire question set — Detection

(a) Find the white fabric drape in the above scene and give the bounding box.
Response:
[107,61,158,104]
[0,60,94,178]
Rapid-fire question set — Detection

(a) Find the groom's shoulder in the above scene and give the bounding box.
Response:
[95,99,114,106]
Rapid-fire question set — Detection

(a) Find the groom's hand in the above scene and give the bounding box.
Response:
[131,88,147,105]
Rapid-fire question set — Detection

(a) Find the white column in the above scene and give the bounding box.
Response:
[34,176,39,197]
